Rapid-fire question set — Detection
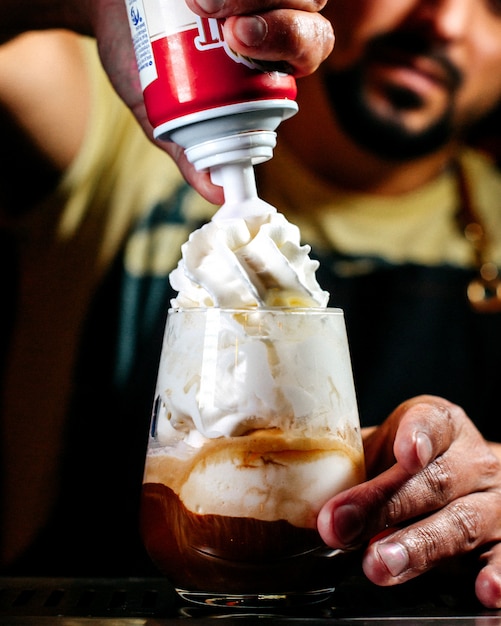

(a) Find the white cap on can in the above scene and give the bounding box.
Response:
[156,99,298,171]
[184,130,277,171]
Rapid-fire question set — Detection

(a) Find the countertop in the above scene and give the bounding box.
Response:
[1,559,501,624]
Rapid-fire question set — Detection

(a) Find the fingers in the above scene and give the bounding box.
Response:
[390,396,500,493]
[320,399,499,549]
[224,11,334,76]
[319,396,489,549]
[363,492,501,586]
[476,544,501,609]
[188,0,329,17]
[186,0,335,77]
[317,463,422,548]
[317,455,481,550]
[391,396,456,475]
[364,395,498,489]
[363,396,458,477]
[317,395,501,606]
[171,146,225,204]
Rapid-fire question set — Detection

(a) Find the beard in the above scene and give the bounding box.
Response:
[323,32,464,161]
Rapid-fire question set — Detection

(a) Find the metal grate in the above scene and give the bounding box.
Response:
[0,577,177,618]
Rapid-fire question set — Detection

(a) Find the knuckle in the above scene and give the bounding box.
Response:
[399,456,455,512]
[308,0,328,11]
[289,15,333,73]
[478,450,501,488]
[409,501,482,562]
[420,456,455,504]
[406,396,457,430]
[415,528,446,564]
[446,500,483,549]
[402,503,482,571]
[385,491,405,522]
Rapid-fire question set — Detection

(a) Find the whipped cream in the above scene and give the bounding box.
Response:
[158,165,345,444]
[152,308,359,441]
[170,204,329,308]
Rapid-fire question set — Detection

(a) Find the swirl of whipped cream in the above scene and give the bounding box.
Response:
[154,307,359,443]
[170,206,329,308]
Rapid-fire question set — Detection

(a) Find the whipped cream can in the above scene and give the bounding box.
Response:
[124,0,298,151]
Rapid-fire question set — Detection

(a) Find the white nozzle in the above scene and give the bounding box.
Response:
[210,162,258,204]
[211,161,276,221]
[182,127,283,221]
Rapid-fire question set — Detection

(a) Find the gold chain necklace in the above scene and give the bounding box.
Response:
[453,158,501,313]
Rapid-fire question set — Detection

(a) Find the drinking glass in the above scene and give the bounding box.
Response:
[141,307,365,608]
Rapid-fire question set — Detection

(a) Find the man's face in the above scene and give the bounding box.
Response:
[321,0,501,159]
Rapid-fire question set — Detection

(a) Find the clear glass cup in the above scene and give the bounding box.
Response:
[141,307,365,609]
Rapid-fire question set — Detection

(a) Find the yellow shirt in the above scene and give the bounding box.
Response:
[261,142,501,271]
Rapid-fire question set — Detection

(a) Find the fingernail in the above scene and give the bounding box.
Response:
[233,16,268,47]
[333,504,364,546]
[376,542,409,577]
[415,431,433,466]
[194,0,225,14]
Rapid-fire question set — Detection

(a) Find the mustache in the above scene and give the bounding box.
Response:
[365,30,463,92]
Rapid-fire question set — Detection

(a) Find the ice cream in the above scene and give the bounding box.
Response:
[144,428,364,528]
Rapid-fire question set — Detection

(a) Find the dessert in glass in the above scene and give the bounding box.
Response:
[140,203,365,608]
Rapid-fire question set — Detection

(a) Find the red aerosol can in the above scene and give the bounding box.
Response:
[124,0,298,173]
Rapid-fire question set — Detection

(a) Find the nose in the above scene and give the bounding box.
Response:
[412,0,473,42]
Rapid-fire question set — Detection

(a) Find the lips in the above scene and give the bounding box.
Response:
[373,48,457,93]
[365,30,463,96]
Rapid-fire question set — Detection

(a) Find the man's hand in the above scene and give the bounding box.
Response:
[85,0,334,202]
[317,395,501,609]
[186,0,334,78]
